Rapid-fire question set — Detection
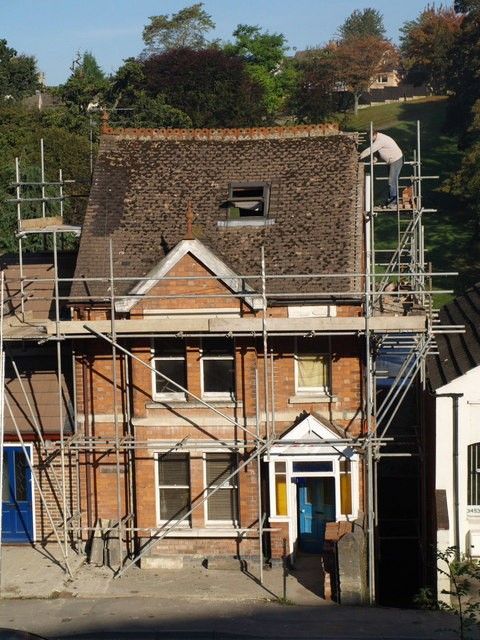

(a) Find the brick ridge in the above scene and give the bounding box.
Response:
[100,122,341,141]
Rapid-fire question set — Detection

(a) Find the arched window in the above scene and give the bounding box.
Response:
[468,443,480,505]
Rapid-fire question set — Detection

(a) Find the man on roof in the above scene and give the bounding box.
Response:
[359,131,403,209]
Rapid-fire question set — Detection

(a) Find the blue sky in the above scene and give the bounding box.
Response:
[2,1,435,85]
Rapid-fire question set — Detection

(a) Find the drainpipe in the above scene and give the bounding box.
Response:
[436,393,463,561]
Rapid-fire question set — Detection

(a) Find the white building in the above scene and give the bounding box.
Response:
[429,282,480,595]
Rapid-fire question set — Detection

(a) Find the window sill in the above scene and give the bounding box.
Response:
[147,400,242,409]
[217,218,275,228]
[288,394,337,404]
[151,527,252,538]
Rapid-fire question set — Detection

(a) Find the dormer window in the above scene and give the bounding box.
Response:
[228,183,269,219]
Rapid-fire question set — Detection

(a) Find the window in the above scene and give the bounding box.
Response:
[205,453,238,523]
[294,337,330,395]
[228,183,269,219]
[377,74,389,84]
[274,461,287,516]
[340,459,353,515]
[201,337,235,399]
[152,338,186,400]
[468,443,480,505]
[157,452,191,524]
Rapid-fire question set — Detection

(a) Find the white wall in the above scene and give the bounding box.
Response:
[436,365,480,563]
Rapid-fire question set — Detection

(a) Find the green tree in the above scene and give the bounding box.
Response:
[400,5,463,92]
[224,24,292,119]
[142,47,267,127]
[0,105,91,252]
[289,48,339,122]
[0,39,38,99]
[109,93,192,129]
[338,8,386,40]
[142,3,215,54]
[58,52,109,113]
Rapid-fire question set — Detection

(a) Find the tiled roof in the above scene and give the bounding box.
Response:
[72,125,363,302]
[427,282,480,389]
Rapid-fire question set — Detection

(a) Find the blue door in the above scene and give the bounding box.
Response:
[298,477,335,553]
[2,446,34,543]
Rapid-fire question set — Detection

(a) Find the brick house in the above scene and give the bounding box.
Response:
[2,122,374,578]
[66,122,367,569]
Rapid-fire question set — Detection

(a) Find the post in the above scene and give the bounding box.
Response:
[0,272,5,593]
[365,122,376,604]
[53,232,69,558]
[261,247,270,438]
[109,239,124,569]
[255,368,263,585]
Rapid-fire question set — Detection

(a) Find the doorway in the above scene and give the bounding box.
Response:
[297,477,335,553]
[2,445,34,543]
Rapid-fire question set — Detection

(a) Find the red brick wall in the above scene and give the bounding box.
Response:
[70,256,365,558]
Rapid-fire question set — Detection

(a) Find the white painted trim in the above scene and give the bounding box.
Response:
[3,442,35,543]
[115,239,262,313]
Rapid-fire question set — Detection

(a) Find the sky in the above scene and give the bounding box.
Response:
[1,0,435,86]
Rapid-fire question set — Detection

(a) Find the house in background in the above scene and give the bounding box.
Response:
[428,283,480,596]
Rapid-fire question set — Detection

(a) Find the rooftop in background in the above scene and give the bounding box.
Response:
[72,123,363,303]
[428,282,480,389]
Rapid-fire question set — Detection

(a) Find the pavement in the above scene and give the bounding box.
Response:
[0,546,478,640]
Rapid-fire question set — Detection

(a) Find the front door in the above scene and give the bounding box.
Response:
[2,446,34,543]
[297,477,335,553]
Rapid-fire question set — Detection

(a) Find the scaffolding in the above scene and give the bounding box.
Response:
[0,126,462,603]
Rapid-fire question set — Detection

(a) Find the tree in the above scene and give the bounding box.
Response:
[289,48,339,122]
[58,52,109,114]
[0,39,38,99]
[142,3,215,54]
[338,8,386,40]
[400,5,463,93]
[333,36,399,114]
[142,47,267,127]
[224,24,292,119]
[447,1,480,136]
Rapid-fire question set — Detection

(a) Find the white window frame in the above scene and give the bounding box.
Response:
[151,338,186,402]
[294,337,331,396]
[154,451,191,527]
[203,451,239,527]
[200,338,235,400]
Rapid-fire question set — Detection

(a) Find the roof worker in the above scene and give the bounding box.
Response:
[359,130,403,208]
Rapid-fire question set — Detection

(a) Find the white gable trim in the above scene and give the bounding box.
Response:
[115,239,261,313]
[268,413,351,457]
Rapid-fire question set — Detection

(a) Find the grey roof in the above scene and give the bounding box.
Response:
[428,282,480,389]
[72,126,363,303]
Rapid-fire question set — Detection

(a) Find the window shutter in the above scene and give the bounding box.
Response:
[158,453,189,486]
[206,454,236,487]
[207,487,238,521]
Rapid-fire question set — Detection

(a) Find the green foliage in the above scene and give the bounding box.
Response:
[142,47,267,127]
[110,93,192,129]
[0,105,91,253]
[400,5,463,93]
[108,57,146,108]
[289,48,340,123]
[142,3,215,54]
[0,39,39,100]
[224,24,292,120]
[57,52,109,113]
[416,547,480,639]
[338,8,386,40]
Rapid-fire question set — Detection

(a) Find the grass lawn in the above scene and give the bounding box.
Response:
[341,97,478,305]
